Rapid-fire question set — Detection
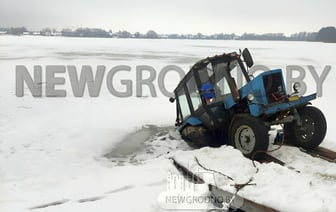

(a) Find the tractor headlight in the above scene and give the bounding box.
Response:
[247,93,255,101]
[293,82,301,93]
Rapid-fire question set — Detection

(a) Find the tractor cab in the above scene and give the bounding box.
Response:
[172,50,251,130]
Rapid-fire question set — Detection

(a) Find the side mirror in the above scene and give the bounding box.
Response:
[169,97,175,103]
[242,48,254,68]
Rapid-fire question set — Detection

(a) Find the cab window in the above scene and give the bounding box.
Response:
[177,88,190,119]
[186,76,202,111]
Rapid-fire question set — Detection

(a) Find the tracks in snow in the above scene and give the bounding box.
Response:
[260,145,336,166]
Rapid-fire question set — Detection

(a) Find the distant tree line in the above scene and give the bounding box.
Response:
[0,26,28,35]
[61,28,111,37]
[0,26,335,43]
[315,27,336,43]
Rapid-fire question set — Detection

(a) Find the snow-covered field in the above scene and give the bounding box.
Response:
[0,36,336,211]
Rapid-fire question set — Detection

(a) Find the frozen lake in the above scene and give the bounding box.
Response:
[0,36,336,211]
[1,36,335,138]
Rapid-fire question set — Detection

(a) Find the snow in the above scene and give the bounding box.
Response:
[0,35,336,211]
[173,145,336,211]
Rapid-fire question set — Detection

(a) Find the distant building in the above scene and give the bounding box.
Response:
[51,32,62,36]
[161,34,169,39]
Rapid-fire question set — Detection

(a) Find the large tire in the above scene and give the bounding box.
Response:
[229,115,269,159]
[284,106,327,149]
[181,126,211,147]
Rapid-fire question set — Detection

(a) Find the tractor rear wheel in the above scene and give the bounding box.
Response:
[181,126,211,147]
[284,106,326,149]
[229,115,269,159]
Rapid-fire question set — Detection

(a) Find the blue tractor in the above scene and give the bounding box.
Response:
[170,49,327,158]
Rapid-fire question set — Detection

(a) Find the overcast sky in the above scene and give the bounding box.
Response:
[0,0,335,35]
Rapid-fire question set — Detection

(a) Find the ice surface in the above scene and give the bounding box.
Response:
[0,35,336,211]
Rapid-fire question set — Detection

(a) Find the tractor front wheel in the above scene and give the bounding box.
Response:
[229,115,269,159]
[284,106,327,149]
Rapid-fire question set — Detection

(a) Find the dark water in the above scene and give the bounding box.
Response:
[103,125,184,165]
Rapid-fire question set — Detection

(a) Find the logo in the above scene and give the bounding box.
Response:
[157,169,244,210]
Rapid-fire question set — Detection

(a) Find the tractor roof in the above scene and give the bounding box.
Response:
[174,51,241,93]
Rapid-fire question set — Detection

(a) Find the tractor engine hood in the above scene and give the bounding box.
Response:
[223,69,317,117]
